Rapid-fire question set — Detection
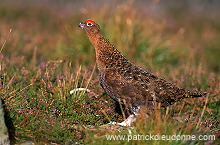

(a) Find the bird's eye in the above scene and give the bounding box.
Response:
[87,23,93,26]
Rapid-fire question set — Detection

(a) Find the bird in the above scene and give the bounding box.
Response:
[78,19,207,126]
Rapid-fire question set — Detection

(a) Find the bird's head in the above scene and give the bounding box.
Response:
[78,19,101,36]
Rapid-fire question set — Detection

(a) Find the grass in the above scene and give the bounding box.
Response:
[0,1,219,144]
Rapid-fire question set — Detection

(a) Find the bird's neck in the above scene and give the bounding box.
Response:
[88,34,127,70]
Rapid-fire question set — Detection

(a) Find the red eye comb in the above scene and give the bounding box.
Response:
[86,19,95,24]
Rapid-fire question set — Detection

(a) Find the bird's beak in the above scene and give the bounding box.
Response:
[78,22,85,29]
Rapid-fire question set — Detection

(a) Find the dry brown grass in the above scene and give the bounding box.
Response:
[0,0,219,144]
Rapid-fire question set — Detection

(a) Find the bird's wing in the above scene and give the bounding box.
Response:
[100,68,153,108]
[100,65,177,108]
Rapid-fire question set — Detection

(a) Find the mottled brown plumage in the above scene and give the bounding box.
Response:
[78,19,207,125]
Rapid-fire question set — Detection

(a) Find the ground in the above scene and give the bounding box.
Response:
[0,0,219,144]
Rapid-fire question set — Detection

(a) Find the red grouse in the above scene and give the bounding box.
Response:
[78,19,207,126]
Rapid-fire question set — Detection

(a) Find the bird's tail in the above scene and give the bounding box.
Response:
[187,89,207,98]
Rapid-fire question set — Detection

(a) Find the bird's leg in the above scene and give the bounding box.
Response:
[115,114,137,126]
[108,114,137,126]
[109,109,141,127]
[111,106,151,126]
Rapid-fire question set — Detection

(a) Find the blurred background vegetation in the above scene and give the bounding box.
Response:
[0,0,219,144]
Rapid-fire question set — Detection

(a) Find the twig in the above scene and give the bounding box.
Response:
[196,93,209,129]
[0,29,12,54]
[70,88,99,97]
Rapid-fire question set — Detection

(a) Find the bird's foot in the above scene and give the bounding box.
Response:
[108,114,136,127]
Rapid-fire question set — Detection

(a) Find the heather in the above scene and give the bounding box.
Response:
[0,0,219,144]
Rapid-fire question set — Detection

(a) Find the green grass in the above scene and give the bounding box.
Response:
[0,1,219,144]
